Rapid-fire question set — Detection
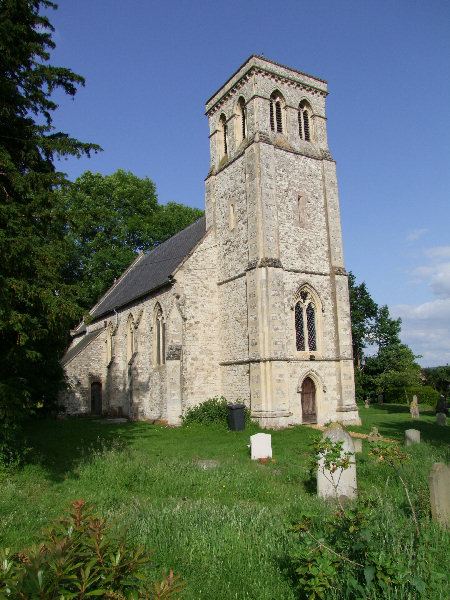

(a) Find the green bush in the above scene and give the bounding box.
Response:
[182,396,250,426]
[0,500,186,599]
[384,386,440,408]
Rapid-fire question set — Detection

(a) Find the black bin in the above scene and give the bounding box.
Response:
[227,403,245,431]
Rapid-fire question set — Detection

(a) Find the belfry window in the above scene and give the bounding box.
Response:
[217,114,228,161]
[294,289,319,352]
[298,100,312,141]
[155,304,166,366]
[270,92,284,133]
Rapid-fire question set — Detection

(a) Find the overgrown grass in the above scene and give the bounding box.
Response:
[0,407,448,599]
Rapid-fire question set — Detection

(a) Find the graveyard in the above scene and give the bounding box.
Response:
[0,403,448,599]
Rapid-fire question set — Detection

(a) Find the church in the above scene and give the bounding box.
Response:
[60,56,361,428]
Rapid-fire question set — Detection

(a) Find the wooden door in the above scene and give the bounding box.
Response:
[91,382,102,415]
[301,377,316,423]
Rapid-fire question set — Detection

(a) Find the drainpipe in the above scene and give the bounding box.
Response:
[114,308,119,326]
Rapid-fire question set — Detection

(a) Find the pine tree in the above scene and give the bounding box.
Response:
[0,0,100,462]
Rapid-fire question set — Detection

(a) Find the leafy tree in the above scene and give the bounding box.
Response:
[422,365,450,396]
[58,169,204,310]
[363,343,421,397]
[0,0,100,462]
[348,272,378,368]
[348,274,420,401]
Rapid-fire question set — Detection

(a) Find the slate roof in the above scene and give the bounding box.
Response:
[89,216,207,320]
[61,327,105,366]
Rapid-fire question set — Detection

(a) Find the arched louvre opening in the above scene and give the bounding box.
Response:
[294,288,319,353]
[298,101,312,141]
[270,92,284,133]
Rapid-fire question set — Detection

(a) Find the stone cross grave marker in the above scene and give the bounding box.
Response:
[367,427,382,443]
[353,438,363,453]
[410,395,420,419]
[317,423,357,502]
[250,433,272,460]
[436,412,447,426]
[429,462,450,527]
[405,429,420,445]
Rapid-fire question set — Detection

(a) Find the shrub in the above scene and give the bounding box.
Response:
[384,386,440,408]
[0,500,186,599]
[182,396,251,426]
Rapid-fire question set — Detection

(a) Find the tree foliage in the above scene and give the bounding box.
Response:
[422,365,450,396]
[58,169,204,310]
[0,0,100,461]
[348,273,420,400]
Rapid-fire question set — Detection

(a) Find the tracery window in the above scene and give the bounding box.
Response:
[298,100,312,141]
[154,304,166,366]
[294,289,318,352]
[270,91,284,133]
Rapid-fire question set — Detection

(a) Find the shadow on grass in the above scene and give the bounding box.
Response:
[22,417,158,483]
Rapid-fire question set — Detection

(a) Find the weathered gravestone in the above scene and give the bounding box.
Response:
[378,394,384,405]
[429,462,450,527]
[410,395,420,419]
[250,433,272,460]
[364,398,370,409]
[436,412,447,426]
[405,429,420,445]
[367,427,382,443]
[317,423,357,502]
[436,395,448,416]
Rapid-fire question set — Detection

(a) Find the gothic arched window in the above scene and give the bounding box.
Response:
[154,304,166,366]
[298,100,312,141]
[294,289,319,352]
[106,323,113,366]
[270,91,284,133]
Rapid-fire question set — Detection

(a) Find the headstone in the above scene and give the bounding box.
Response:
[429,462,450,527]
[410,395,420,419]
[405,429,420,445]
[364,398,370,409]
[436,412,447,426]
[436,395,448,416]
[250,433,272,460]
[367,427,382,443]
[317,423,357,502]
[353,438,363,453]
[378,394,384,405]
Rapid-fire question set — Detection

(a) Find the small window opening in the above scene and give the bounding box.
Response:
[295,303,305,351]
[155,305,166,366]
[306,303,317,351]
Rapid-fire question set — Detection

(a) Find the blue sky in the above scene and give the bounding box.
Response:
[45,0,450,367]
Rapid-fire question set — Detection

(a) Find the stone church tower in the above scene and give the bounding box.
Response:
[205,56,360,427]
[60,56,360,428]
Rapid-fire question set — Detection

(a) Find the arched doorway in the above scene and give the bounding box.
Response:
[301,377,316,423]
[91,382,102,415]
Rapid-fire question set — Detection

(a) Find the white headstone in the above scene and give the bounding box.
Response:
[429,462,450,527]
[405,429,420,445]
[250,433,272,460]
[436,413,447,426]
[410,395,420,419]
[317,423,357,502]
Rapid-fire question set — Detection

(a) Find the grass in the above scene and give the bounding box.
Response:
[1,405,448,599]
